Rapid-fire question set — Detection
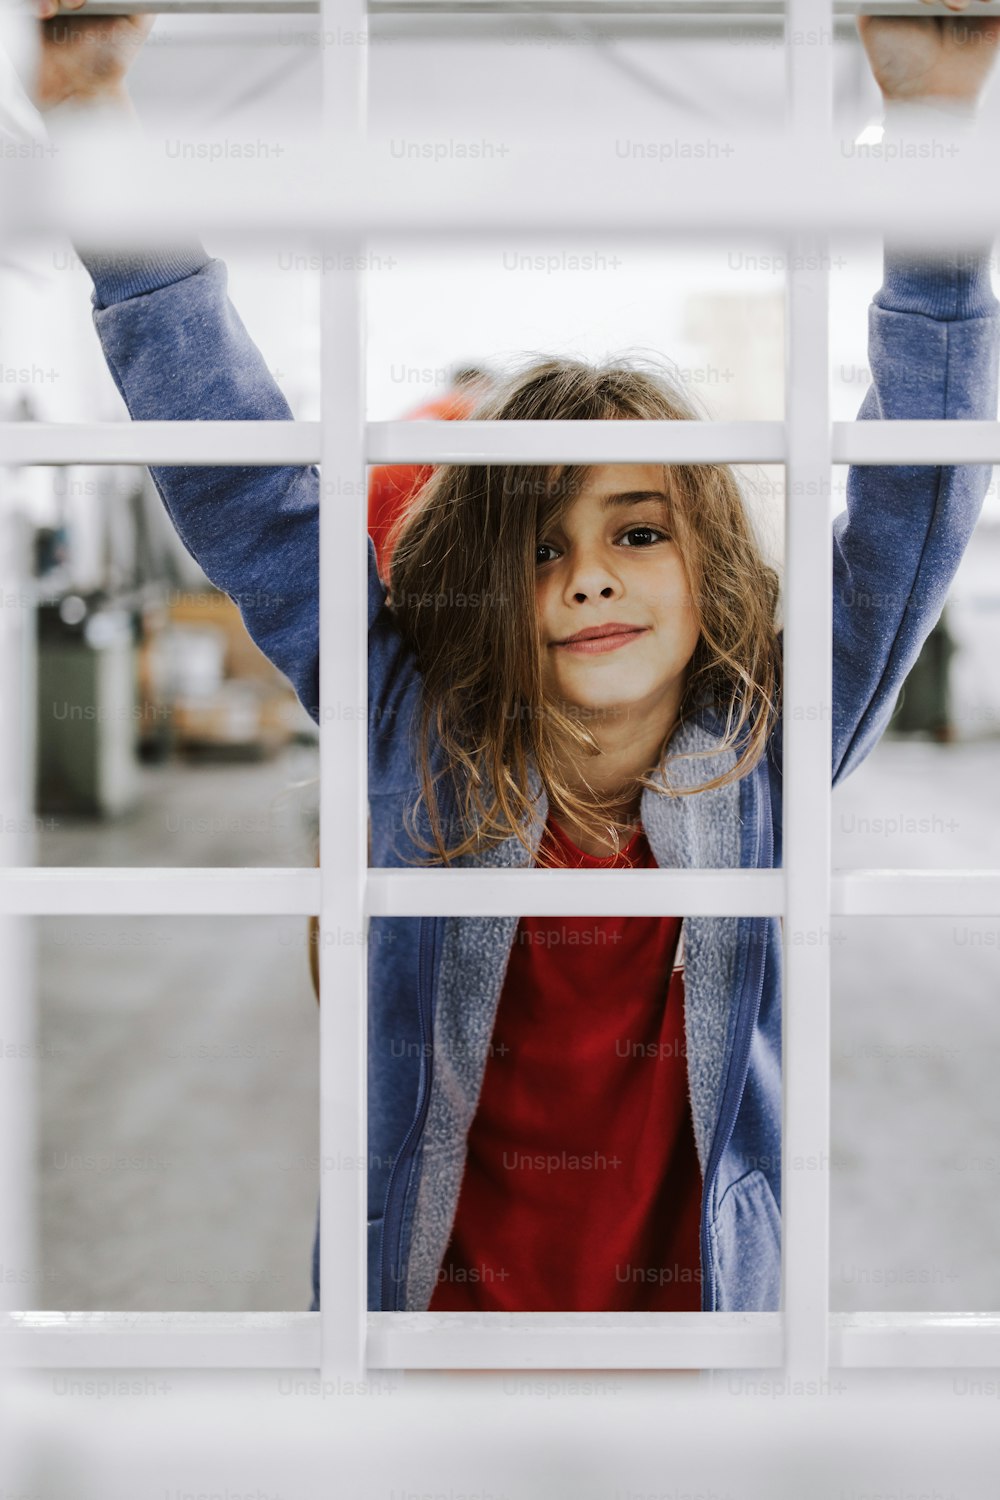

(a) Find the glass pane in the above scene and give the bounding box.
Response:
[35,916,318,1312]
[832,916,1000,1312]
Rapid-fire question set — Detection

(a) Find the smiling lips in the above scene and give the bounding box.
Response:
[553,623,650,655]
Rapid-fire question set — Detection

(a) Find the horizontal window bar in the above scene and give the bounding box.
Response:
[0,422,318,468]
[378,0,997,10]
[371,1313,1000,1371]
[834,870,1000,917]
[74,0,316,9]
[374,418,1000,467]
[6,144,1000,240]
[4,869,1000,917]
[842,421,1000,466]
[34,1,999,20]
[2,1313,320,1370]
[6,1312,1000,1370]
[365,868,783,916]
[371,419,785,464]
[4,420,1000,468]
[831,1314,1000,1369]
[367,1313,782,1370]
[0,868,319,916]
[376,0,999,12]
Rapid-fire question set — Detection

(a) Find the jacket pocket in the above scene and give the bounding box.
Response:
[708,1167,781,1312]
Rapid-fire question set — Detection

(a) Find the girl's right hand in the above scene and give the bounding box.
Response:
[31,0,156,113]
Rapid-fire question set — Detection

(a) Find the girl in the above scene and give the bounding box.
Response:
[30,0,1000,1314]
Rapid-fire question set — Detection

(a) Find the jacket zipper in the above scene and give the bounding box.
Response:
[379,914,437,1310]
[698,758,773,1310]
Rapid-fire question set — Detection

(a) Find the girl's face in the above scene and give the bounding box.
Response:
[535,464,701,723]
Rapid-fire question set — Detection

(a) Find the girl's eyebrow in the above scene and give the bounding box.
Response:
[600,491,670,510]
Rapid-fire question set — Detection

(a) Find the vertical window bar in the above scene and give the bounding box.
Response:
[783,0,835,1378]
[319,0,369,1380]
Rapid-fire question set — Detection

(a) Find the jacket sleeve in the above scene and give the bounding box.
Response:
[78,246,393,728]
[827,235,1000,786]
[818,97,1000,785]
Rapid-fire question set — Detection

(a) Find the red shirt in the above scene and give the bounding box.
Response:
[428,813,703,1311]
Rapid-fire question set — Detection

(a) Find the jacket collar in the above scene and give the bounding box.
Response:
[486,705,742,867]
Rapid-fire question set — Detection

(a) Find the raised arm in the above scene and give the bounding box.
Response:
[79,249,332,722]
[831,235,1000,782]
[28,0,394,730]
[828,14,1000,781]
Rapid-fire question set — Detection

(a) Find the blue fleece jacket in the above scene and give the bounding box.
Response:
[74,223,1000,1314]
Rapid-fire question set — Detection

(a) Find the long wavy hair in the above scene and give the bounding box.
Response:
[376,353,782,872]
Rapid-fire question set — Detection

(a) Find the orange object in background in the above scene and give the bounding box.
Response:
[367,371,493,582]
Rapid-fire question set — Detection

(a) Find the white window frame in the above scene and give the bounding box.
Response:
[3,0,1000,1379]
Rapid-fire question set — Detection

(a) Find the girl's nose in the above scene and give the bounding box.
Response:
[563,549,621,602]
[572,583,616,602]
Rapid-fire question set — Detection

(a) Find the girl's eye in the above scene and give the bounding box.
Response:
[619,525,669,547]
[535,527,670,564]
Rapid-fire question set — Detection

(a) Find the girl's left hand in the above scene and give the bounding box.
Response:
[856,0,1000,108]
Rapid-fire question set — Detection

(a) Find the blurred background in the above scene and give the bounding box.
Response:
[0,0,999,1317]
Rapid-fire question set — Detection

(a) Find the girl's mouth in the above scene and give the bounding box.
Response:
[554,628,649,655]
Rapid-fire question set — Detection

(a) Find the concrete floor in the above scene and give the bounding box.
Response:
[31,731,1000,1313]
[830,736,1000,1313]
[36,745,321,1312]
